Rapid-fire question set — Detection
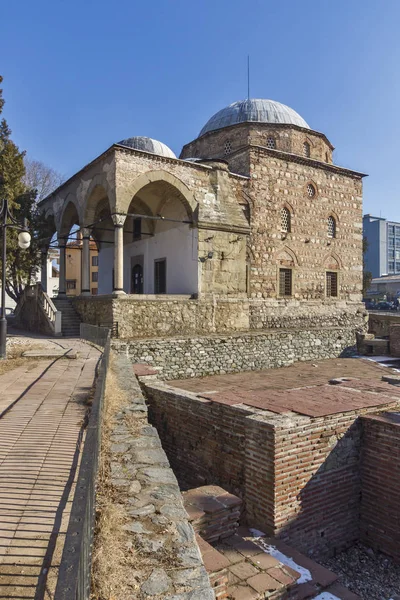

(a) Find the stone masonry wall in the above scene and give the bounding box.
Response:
[113,327,357,379]
[360,413,400,563]
[142,380,400,560]
[74,294,365,341]
[247,146,363,302]
[180,123,333,171]
[100,353,214,599]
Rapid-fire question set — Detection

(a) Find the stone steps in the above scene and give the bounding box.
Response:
[53,297,81,337]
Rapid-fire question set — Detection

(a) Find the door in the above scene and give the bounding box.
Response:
[131,263,144,294]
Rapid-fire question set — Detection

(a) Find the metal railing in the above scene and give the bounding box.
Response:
[80,323,111,347]
[54,331,111,600]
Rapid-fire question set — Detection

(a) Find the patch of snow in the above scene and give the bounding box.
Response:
[251,536,312,584]
[249,528,266,537]
[312,594,340,600]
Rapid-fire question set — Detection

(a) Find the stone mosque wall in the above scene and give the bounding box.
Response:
[246,147,363,301]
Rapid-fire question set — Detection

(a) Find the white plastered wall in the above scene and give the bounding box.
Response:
[97,224,198,295]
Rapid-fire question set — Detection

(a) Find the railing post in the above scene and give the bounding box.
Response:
[55,311,62,335]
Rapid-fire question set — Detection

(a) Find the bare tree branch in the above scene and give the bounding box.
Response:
[23,158,64,202]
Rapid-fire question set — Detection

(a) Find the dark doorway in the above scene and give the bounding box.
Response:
[131,263,144,294]
[154,258,167,294]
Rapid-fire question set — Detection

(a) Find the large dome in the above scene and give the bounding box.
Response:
[199,99,310,136]
[117,136,176,158]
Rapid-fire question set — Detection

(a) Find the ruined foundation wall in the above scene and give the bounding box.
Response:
[361,413,400,563]
[143,381,400,560]
[114,327,357,380]
[272,414,364,558]
[143,384,256,497]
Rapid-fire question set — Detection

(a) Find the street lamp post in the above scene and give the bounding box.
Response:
[0,198,31,359]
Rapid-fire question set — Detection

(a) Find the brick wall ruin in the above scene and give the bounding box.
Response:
[142,380,400,560]
[361,413,400,562]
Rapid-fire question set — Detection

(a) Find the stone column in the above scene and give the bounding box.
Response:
[112,214,126,294]
[40,247,48,293]
[81,228,91,296]
[58,239,66,296]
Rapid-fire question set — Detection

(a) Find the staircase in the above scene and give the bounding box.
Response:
[53,296,81,337]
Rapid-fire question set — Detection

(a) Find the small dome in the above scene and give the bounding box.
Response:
[117,136,176,158]
[199,99,310,136]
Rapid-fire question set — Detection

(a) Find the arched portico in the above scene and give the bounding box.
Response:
[97,175,198,295]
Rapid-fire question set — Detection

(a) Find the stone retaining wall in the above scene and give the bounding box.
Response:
[113,327,358,380]
[73,295,366,341]
[97,353,214,599]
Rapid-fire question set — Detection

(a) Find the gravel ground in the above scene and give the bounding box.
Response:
[320,542,400,600]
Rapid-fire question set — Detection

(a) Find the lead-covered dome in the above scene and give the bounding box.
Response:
[199,99,310,136]
[117,136,176,158]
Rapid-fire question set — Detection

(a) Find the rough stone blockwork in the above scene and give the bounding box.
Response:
[143,381,400,559]
[102,354,214,599]
[114,328,356,380]
[361,412,400,563]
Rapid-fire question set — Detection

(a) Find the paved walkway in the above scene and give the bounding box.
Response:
[0,338,100,599]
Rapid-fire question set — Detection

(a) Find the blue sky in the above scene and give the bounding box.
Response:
[1,0,400,218]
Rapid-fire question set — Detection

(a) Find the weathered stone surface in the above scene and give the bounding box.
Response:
[101,353,212,598]
[141,568,172,596]
[112,326,361,381]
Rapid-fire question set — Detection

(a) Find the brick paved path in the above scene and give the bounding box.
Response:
[0,340,100,599]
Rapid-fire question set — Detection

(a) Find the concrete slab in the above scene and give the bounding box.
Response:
[22,349,78,359]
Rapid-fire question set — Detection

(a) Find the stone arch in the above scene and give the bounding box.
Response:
[58,195,82,238]
[84,175,113,226]
[275,246,299,267]
[119,170,198,219]
[282,200,295,216]
[323,252,342,270]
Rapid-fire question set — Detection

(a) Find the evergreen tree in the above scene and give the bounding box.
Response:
[0,75,50,302]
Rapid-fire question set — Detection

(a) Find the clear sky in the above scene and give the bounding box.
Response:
[1,0,400,219]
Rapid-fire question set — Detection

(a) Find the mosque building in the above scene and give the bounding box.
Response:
[38,98,366,339]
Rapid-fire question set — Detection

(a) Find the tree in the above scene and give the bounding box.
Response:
[0,76,54,302]
[23,158,64,202]
[362,236,372,297]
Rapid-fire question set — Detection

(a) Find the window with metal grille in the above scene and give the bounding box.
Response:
[266,136,276,149]
[92,255,98,266]
[307,183,316,198]
[327,216,336,238]
[281,207,291,233]
[326,271,338,297]
[133,218,142,241]
[224,140,232,155]
[279,268,292,296]
[303,141,311,157]
[154,258,167,294]
[92,271,98,282]
[91,288,98,295]
[66,279,76,290]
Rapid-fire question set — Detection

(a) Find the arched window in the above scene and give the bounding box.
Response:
[328,216,336,238]
[224,140,232,155]
[303,141,311,158]
[307,183,316,198]
[266,136,276,149]
[281,207,291,233]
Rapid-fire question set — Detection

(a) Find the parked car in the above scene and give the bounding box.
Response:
[376,301,393,311]
[364,300,376,310]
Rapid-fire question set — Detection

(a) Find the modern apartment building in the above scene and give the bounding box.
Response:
[363,214,400,278]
